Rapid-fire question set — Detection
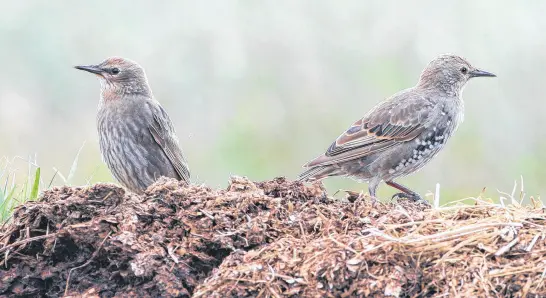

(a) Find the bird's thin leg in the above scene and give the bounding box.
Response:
[385,181,427,204]
[368,185,376,198]
[368,180,379,204]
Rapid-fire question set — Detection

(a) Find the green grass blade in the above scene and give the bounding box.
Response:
[30,167,41,200]
[0,184,17,222]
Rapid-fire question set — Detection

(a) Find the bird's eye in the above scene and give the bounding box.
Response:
[460,67,468,74]
[111,68,120,75]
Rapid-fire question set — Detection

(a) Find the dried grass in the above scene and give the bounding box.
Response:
[0,176,544,297]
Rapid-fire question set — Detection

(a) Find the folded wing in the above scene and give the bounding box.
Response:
[304,94,433,168]
[148,104,191,183]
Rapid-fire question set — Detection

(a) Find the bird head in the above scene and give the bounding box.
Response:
[75,57,152,100]
[417,54,496,95]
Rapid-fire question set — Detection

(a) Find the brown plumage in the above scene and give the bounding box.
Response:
[299,54,496,202]
[75,57,190,193]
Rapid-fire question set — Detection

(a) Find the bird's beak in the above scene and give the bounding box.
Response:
[74,65,104,76]
[469,68,496,78]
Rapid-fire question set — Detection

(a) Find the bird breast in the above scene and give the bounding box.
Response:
[384,100,463,179]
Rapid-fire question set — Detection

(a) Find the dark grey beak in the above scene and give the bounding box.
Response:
[469,68,496,78]
[74,65,103,75]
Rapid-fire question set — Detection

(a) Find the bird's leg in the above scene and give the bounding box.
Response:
[386,181,429,205]
[368,183,378,204]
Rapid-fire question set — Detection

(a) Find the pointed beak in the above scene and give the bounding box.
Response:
[469,68,496,78]
[74,65,103,76]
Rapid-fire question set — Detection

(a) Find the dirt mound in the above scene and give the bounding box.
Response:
[1,177,545,297]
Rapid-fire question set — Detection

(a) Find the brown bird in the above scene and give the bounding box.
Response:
[299,54,495,202]
[75,57,190,193]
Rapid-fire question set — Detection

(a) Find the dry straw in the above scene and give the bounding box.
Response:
[1,177,544,297]
[195,180,546,297]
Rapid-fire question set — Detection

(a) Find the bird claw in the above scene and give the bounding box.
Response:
[392,192,431,206]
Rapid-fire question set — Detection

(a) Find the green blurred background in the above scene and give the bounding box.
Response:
[0,1,544,203]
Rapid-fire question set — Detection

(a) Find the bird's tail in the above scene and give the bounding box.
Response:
[297,165,339,182]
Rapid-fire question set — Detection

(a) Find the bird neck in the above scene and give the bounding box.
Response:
[99,80,152,102]
[417,79,463,97]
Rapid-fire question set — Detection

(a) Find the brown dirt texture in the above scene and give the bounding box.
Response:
[0,176,545,297]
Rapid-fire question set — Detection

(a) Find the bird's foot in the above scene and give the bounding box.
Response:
[392,192,431,206]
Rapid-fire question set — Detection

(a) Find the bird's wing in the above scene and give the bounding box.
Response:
[148,104,191,183]
[304,93,433,167]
